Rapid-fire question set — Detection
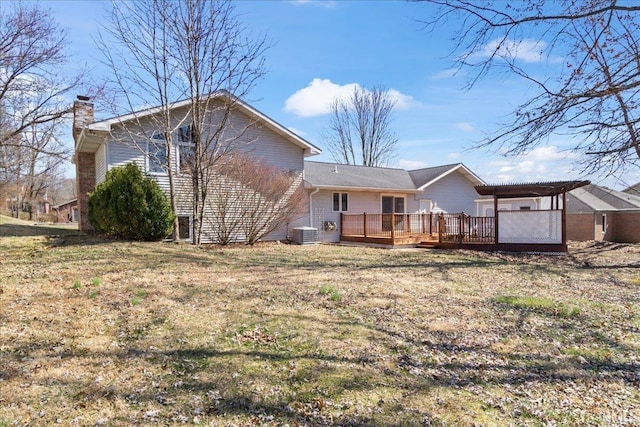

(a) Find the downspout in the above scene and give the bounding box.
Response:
[309,187,320,227]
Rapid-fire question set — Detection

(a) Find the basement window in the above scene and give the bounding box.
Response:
[178,216,191,240]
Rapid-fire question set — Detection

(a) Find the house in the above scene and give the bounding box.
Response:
[303,161,485,244]
[566,184,640,243]
[624,182,640,196]
[72,92,320,243]
[52,198,78,223]
[73,92,596,250]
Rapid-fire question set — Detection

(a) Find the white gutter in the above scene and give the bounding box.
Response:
[309,187,320,227]
[310,185,422,194]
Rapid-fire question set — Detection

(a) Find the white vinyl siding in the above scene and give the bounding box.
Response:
[102,105,307,244]
[107,140,146,171]
[95,143,107,184]
[418,170,479,214]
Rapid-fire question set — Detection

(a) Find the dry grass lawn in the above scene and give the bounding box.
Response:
[1,217,639,426]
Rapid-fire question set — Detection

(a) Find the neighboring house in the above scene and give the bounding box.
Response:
[303,161,485,243]
[566,184,640,243]
[624,182,640,197]
[52,199,78,223]
[72,92,321,243]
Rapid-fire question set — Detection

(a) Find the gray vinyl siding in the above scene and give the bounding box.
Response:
[228,114,305,172]
[310,190,342,242]
[107,140,146,171]
[101,105,306,244]
[418,170,478,214]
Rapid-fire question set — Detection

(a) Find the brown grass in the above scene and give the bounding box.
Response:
[1,219,639,426]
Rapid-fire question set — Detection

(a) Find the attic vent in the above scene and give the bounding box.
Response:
[291,227,318,245]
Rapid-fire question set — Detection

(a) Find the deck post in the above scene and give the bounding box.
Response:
[340,212,343,240]
[406,214,411,236]
[493,194,499,244]
[390,213,395,244]
[438,213,444,243]
[363,212,367,237]
[458,212,463,244]
[429,212,433,235]
[562,192,567,247]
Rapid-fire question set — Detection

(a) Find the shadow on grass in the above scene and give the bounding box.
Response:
[0,222,83,238]
[3,294,639,426]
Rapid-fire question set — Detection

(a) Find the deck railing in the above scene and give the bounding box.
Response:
[438,213,495,243]
[341,212,496,244]
[341,213,436,240]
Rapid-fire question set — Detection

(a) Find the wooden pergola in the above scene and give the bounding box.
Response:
[474,180,590,252]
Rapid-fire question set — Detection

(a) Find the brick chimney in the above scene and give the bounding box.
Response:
[73,95,96,233]
[73,95,94,143]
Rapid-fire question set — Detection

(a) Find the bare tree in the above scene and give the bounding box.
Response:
[0,3,85,148]
[99,0,187,240]
[167,0,268,244]
[0,3,87,219]
[323,86,398,167]
[209,154,306,245]
[416,0,640,176]
[100,0,268,244]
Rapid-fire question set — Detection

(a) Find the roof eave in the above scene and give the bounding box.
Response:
[306,184,422,193]
[417,164,486,190]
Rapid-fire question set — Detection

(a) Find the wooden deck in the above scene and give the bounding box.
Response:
[340,213,437,246]
[340,212,568,252]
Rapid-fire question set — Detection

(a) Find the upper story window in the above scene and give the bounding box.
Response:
[177,125,195,173]
[149,132,167,174]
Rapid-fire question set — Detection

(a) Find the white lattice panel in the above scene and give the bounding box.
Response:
[498,210,562,244]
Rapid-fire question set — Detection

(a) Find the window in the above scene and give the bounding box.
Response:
[333,192,348,212]
[519,206,531,211]
[602,214,607,233]
[148,132,167,173]
[178,215,191,240]
[382,196,405,213]
[177,125,195,173]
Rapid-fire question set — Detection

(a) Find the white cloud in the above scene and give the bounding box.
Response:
[474,38,547,63]
[431,68,461,80]
[483,145,578,183]
[288,0,336,8]
[387,89,419,110]
[284,78,418,117]
[397,159,428,169]
[284,79,358,117]
[455,122,475,133]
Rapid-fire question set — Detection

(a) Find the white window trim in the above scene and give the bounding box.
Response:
[380,194,406,214]
[147,139,168,176]
[332,192,349,212]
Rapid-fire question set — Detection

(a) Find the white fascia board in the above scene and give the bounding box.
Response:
[418,164,486,191]
[309,184,422,193]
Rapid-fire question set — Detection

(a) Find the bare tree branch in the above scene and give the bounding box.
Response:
[323,86,398,167]
[415,0,640,177]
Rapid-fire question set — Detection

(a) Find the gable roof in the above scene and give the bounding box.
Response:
[567,184,640,212]
[77,90,321,156]
[304,161,419,192]
[409,163,485,190]
[624,182,640,196]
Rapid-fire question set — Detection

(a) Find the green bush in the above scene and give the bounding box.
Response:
[88,163,174,241]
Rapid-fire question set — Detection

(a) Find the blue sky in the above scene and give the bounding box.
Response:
[49,0,639,190]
